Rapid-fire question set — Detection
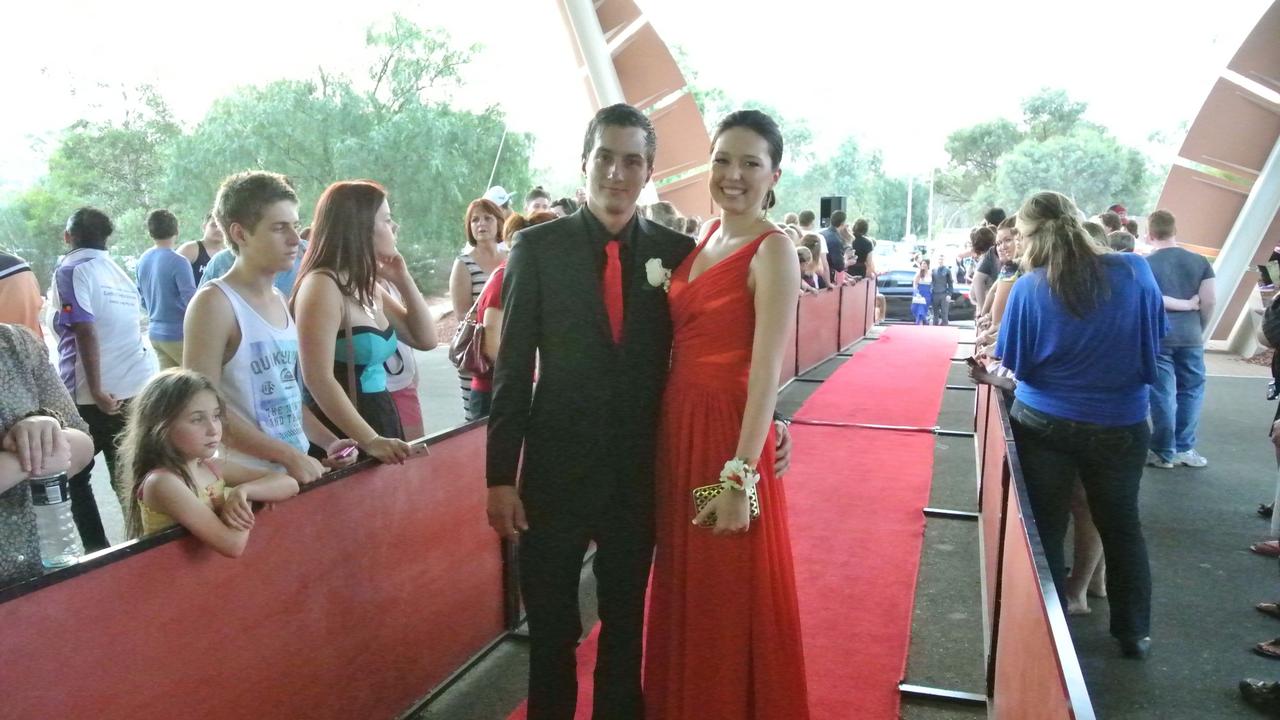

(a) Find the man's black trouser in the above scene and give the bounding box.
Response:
[518,496,653,720]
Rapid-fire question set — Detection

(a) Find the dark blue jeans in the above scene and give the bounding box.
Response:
[1009,400,1152,641]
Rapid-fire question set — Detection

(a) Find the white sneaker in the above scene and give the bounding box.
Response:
[1172,449,1208,468]
[1146,451,1174,469]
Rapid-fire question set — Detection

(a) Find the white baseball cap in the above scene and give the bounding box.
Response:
[483,185,513,206]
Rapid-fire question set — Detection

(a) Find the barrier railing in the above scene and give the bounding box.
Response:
[0,278,880,719]
[0,422,505,720]
[975,384,1096,719]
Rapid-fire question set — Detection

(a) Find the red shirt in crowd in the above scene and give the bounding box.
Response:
[469,264,506,393]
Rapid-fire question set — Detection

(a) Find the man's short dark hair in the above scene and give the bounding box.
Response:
[551,197,578,215]
[829,210,847,228]
[1124,218,1138,235]
[1099,211,1122,233]
[213,171,298,255]
[146,209,179,240]
[525,186,551,203]
[983,207,1007,227]
[798,210,816,226]
[66,207,113,250]
[582,103,657,168]
[852,218,869,236]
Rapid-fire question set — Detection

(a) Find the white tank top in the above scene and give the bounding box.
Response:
[209,279,309,470]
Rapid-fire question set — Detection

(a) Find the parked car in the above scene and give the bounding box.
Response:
[876,268,973,321]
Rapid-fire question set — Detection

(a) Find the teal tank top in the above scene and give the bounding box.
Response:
[334,326,399,393]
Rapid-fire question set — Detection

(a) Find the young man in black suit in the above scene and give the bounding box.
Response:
[486,104,790,719]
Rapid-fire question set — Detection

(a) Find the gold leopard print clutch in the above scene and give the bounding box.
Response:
[691,483,761,528]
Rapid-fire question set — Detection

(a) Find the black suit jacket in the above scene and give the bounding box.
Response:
[486,209,695,524]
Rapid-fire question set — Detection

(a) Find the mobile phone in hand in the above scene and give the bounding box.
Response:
[964,356,981,368]
[332,444,359,461]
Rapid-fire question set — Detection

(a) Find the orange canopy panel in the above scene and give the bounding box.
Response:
[651,93,713,180]
[1228,1,1280,95]
[1179,78,1280,178]
[1154,165,1250,252]
[613,24,690,111]
[658,170,716,219]
[597,0,644,39]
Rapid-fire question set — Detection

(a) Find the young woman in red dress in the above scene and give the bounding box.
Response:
[644,110,810,719]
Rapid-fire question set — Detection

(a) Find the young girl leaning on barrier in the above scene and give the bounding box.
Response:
[119,369,301,558]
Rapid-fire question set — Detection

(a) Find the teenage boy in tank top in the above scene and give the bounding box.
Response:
[183,171,356,484]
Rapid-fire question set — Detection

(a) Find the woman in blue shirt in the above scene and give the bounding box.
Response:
[996,191,1166,659]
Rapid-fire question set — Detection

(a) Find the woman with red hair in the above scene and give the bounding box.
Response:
[467,210,558,417]
[450,198,507,421]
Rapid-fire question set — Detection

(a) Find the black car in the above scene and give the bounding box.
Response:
[876,269,973,322]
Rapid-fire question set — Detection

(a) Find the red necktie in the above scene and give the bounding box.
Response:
[602,239,624,344]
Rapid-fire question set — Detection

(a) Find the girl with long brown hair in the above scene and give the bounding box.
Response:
[292,181,436,464]
[120,369,299,558]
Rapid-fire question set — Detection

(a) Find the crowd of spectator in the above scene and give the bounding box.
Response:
[1,159,882,574]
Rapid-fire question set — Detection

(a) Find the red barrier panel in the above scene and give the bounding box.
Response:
[796,290,841,375]
[975,391,1096,719]
[838,279,871,349]
[992,478,1091,720]
[0,427,504,720]
[978,389,1008,645]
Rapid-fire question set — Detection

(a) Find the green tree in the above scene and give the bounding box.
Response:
[936,88,1155,222]
[935,119,1022,203]
[1022,87,1090,142]
[4,13,534,294]
[994,126,1153,217]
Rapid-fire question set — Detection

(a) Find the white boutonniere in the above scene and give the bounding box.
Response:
[645,258,672,292]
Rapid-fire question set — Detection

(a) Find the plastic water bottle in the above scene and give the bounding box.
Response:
[29,473,83,568]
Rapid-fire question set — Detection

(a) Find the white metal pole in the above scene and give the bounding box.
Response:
[927,169,935,242]
[486,126,509,191]
[562,0,626,108]
[1205,134,1280,341]
[905,176,914,241]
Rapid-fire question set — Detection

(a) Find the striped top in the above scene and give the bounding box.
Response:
[456,253,495,410]
[459,253,489,303]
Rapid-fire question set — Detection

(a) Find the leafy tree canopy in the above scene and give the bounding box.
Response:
[3,14,532,293]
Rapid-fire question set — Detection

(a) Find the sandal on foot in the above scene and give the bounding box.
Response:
[1252,541,1280,557]
[1258,603,1280,621]
[1261,503,1275,519]
[1255,638,1280,660]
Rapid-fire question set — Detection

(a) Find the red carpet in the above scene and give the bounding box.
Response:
[790,325,959,718]
[508,326,958,719]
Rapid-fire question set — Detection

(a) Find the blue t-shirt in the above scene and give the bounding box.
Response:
[198,240,307,296]
[996,252,1167,426]
[136,246,196,341]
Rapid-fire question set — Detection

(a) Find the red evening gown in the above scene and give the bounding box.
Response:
[644,223,810,719]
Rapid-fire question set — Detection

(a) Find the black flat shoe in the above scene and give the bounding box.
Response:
[1119,636,1151,659]
[1261,503,1274,519]
[1240,679,1280,715]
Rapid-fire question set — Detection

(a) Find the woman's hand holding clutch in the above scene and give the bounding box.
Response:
[693,487,752,535]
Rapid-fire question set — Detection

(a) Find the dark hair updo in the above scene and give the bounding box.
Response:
[712,110,784,211]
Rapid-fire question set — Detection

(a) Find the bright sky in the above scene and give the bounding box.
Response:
[0,0,1269,195]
